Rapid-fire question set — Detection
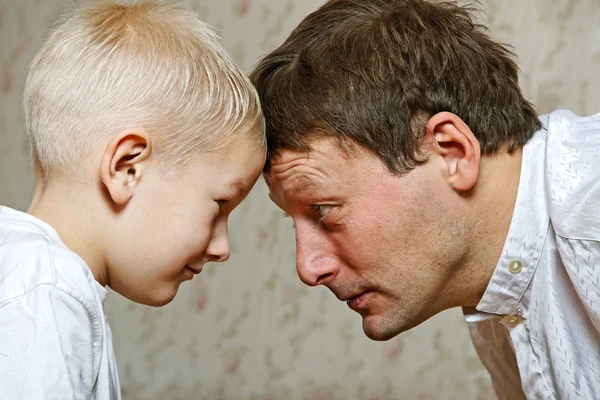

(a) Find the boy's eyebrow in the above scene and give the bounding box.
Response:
[229,179,248,194]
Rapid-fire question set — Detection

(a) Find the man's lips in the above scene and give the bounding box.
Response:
[336,290,371,310]
[338,292,363,302]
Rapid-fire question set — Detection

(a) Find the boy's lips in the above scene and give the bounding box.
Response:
[185,265,202,274]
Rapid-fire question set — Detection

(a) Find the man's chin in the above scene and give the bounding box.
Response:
[361,314,404,341]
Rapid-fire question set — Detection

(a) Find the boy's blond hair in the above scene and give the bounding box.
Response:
[24,0,265,178]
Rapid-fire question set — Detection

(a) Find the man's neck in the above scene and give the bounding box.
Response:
[460,147,524,307]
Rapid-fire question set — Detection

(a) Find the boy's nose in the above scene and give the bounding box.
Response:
[206,218,230,262]
[206,235,230,262]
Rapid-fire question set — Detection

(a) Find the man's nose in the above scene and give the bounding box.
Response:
[295,224,339,287]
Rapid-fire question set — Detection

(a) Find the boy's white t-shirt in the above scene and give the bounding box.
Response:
[0,206,120,399]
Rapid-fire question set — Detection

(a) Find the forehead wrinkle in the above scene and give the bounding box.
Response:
[269,152,310,175]
[268,144,342,202]
[270,145,336,176]
[270,152,329,181]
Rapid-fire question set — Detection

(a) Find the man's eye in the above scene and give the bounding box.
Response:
[314,205,332,216]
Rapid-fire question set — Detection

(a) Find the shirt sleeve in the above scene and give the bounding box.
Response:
[0,284,100,400]
[546,110,600,334]
[555,237,600,335]
[546,110,600,240]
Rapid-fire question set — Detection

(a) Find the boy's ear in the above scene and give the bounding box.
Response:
[426,112,481,191]
[100,129,152,205]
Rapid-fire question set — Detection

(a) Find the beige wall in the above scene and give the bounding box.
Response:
[1,0,599,399]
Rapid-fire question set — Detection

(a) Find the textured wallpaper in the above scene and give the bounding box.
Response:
[1,0,599,399]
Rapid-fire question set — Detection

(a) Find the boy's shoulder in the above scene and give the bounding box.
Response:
[0,206,104,312]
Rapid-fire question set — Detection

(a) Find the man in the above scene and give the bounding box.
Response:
[250,0,600,399]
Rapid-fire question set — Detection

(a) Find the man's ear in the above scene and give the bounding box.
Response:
[100,129,152,205]
[426,112,481,191]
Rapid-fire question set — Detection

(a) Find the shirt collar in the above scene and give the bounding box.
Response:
[0,206,64,245]
[0,206,108,299]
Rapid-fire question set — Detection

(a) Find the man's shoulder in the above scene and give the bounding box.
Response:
[542,110,600,241]
[0,210,101,310]
[543,109,600,147]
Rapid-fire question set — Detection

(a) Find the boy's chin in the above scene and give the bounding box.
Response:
[143,294,177,308]
[117,285,179,307]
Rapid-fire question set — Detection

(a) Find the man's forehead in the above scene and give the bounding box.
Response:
[269,149,311,172]
[267,138,349,174]
[266,164,326,193]
[267,148,330,180]
[264,152,331,202]
[265,137,373,197]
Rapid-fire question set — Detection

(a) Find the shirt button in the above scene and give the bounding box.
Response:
[508,260,523,274]
[503,315,520,325]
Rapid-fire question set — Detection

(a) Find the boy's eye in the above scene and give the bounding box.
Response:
[314,205,332,217]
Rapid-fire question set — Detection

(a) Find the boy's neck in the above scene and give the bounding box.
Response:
[28,179,109,287]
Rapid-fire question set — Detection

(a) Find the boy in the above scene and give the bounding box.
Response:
[0,1,265,398]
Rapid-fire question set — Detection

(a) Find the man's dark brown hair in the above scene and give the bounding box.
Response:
[250,0,541,173]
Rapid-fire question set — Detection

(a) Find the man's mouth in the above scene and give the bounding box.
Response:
[343,291,369,310]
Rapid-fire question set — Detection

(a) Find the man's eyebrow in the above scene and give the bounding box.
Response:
[268,193,284,210]
[267,176,326,209]
[285,176,322,197]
